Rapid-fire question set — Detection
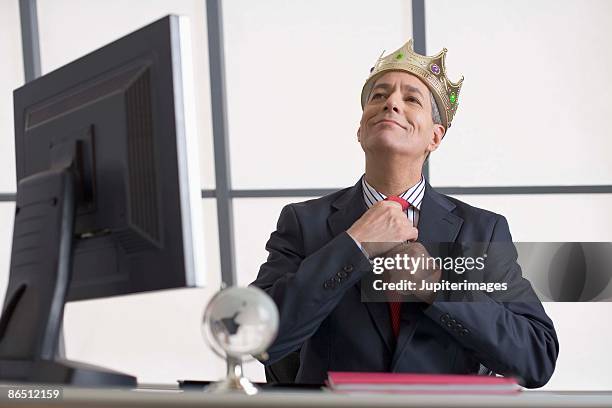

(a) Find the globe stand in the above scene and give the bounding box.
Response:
[205,356,259,395]
[202,285,279,396]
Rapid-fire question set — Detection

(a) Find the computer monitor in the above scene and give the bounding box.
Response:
[0,15,205,386]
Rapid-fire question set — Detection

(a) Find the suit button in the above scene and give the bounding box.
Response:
[455,323,464,331]
[334,276,343,283]
[343,264,354,273]
[446,321,454,329]
[461,328,469,336]
[337,270,348,279]
[440,314,450,324]
[323,280,333,289]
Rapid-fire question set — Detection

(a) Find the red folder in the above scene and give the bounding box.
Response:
[326,372,520,394]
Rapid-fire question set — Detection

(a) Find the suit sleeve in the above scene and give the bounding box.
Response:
[422,215,559,388]
[250,204,372,365]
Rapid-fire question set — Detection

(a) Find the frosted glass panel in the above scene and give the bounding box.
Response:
[224,0,412,189]
[0,1,23,193]
[541,303,612,391]
[233,197,313,286]
[37,0,216,188]
[200,198,222,288]
[449,193,612,241]
[427,0,612,186]
[0,202,16,307]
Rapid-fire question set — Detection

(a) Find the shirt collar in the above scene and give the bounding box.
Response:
[361,174,426,210]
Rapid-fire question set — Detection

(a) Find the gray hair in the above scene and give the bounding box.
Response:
[429,90,442,126]
[425,90,443,162]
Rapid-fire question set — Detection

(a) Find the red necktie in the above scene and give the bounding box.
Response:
[385,195,410,338]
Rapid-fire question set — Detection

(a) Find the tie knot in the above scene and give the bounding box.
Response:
[385,196,410,211]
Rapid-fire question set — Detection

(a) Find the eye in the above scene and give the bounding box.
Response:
[370,93,385,101]
[405,96,422,106]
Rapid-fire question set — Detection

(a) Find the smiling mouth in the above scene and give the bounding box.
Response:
[376,119,406,129]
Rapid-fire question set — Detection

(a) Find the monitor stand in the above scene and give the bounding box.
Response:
[0,142,136,386]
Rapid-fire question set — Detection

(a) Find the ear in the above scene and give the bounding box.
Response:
[427,124,445,153]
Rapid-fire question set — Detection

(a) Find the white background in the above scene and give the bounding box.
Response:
[0,0,611,391]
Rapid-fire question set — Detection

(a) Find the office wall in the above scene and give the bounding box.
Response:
[426,0,612,187]
[0,0,23,305]
[1,0,611,390]
[223,0,412,189]
[233,197,312,287]
[0,0,22,194]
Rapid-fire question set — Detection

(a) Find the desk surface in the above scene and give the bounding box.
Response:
[1,385,612,408]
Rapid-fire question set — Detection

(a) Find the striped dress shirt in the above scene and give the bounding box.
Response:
[361,175,426,227]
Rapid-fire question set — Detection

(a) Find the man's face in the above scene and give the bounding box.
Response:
[358,71,445,160]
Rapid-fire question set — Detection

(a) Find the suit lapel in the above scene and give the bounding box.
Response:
[327,179,367,238]
[327,178,395,353]
[391,182,464,370]
[417,182,464,253]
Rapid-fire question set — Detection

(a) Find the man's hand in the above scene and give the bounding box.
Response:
[347,201,418,257]
[381,242,442,304]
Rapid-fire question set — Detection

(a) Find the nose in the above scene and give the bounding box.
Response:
[383,92,401,114]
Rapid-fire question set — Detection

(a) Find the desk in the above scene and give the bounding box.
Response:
[1,385,612,407]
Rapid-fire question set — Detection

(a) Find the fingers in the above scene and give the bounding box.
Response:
[406,226,419,242]
[348,198,419,257]
[376,200,403,211]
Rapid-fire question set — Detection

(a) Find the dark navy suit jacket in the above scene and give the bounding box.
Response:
[251,179,559,388]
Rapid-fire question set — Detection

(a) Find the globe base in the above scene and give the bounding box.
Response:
[205,356,259,396]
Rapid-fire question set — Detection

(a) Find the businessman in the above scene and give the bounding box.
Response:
[251,40,558,388]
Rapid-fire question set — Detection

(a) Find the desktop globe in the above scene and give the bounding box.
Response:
[204,285,279,357]
[202,285,279,394]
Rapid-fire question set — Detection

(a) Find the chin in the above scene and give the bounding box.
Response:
[366,131,413,154]
[367,140,415,158]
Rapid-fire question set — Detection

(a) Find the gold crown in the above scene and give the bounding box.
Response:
[361,39,464,129]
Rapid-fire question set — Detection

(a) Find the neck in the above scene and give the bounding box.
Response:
[364,156,423,196]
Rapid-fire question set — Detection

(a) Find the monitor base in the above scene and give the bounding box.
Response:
[0,358,136,387]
